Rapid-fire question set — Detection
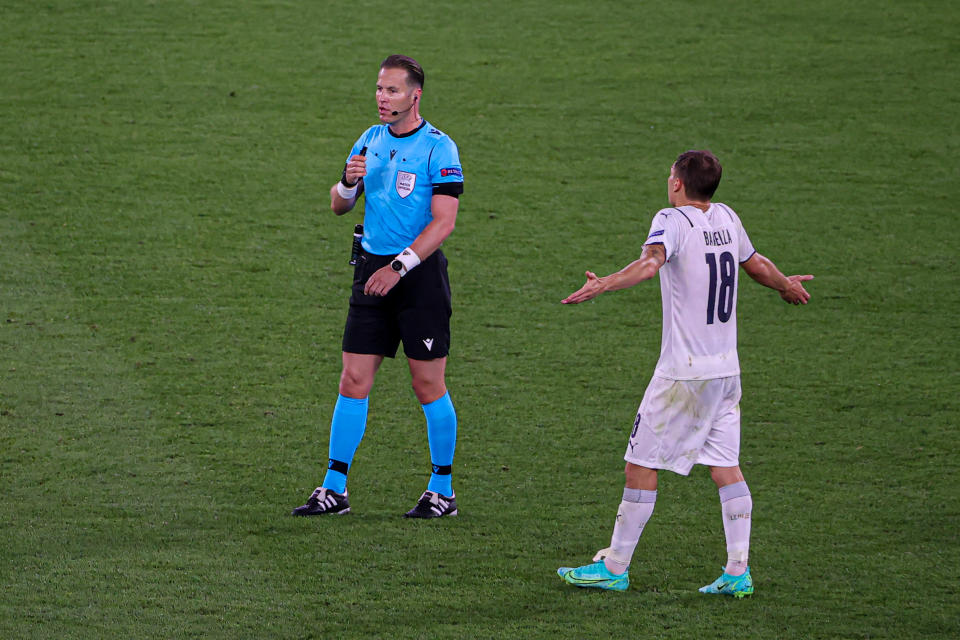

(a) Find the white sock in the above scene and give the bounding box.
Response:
[603,488,656,575]
[719,481,752,576]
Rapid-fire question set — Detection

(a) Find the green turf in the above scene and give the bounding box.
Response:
[2,0,958,637]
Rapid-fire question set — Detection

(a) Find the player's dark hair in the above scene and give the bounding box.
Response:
[673,150,722,200]
[380,54,424,89]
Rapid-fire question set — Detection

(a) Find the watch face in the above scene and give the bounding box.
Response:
[391,260,403,272]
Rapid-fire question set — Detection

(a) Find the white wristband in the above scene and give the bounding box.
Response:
[336,181,358,199]
[394,247,421,276]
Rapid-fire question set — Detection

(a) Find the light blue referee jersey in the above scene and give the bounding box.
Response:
[347,120,463,255]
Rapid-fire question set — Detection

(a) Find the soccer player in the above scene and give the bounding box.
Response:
[557,150,812,596]
[292,55,463,518]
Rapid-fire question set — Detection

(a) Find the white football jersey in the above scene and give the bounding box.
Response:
[644,203,756,380]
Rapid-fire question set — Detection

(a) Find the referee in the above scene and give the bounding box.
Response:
[292,55,464,518]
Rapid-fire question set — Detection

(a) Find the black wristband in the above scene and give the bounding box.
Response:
[341,168,358,187]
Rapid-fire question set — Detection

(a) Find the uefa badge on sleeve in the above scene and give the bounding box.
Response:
[395,171,416,198]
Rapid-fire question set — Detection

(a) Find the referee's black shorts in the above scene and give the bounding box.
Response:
[342,249,452,360]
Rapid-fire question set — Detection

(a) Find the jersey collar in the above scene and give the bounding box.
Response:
[388,119,427,139]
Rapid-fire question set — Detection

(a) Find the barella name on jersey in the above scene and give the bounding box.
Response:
[703,228,733,247]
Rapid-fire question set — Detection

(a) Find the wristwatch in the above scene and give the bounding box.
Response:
[391,259,404,274]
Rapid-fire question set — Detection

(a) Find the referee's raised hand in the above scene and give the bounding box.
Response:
[344,154,367,186]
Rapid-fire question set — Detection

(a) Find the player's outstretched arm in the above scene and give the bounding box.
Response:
[562,244,666,304]
[741,253,813,305]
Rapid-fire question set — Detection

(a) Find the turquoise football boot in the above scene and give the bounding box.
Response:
[557,560,629,592]
[698,567,754,598]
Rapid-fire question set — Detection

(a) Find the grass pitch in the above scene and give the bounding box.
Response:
[1,1,958,638]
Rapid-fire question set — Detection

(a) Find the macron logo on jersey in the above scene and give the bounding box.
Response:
[440,167,462,178]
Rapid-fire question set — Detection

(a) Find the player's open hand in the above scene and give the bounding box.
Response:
[780,274,813,305]
[364,265,401,297]
[562,271,605,304]
[344,154,367,186]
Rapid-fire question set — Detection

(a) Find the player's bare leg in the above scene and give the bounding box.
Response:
[625,461,658,490]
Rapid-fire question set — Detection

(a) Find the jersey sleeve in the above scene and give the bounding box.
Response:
[720,204,756,263]
[645,209,682,261]
[736,223,755,263]
[428,137,464,195]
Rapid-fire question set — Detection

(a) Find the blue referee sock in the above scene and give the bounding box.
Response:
[321,394,369,495]
[423,391,457,497]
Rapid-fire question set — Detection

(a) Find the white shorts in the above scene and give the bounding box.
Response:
[624,375,742,475]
